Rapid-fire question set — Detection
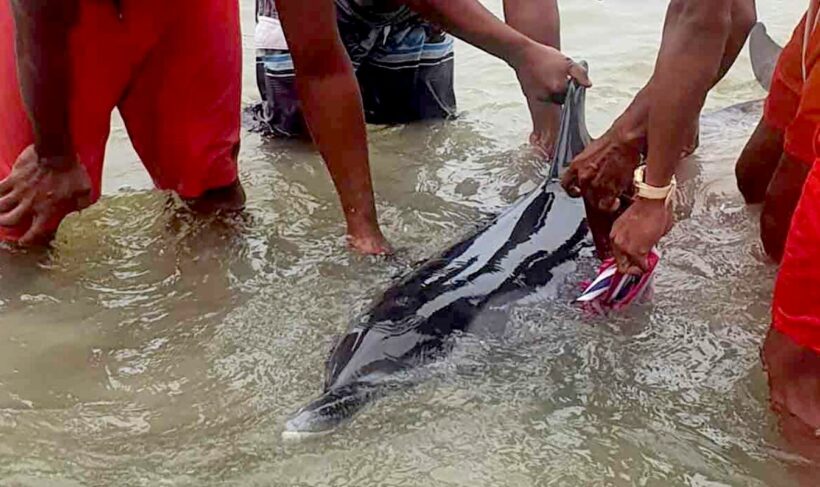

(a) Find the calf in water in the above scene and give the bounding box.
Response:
[284,79,593,439]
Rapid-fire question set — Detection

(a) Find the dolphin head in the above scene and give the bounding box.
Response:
[282,385,375,440]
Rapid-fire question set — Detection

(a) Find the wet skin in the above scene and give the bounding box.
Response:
[284,82,592,437]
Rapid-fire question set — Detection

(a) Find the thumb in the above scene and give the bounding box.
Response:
[561,167,582,197]
[567,61,592,88]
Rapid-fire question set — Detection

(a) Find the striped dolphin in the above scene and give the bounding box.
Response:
[283,78,594,439]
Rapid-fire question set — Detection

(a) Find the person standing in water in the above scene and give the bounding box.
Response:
[559,0,757,269]
[257,0,590,254]
[561,0,820,446]
[738,2,820,445]
[253,0,571,151]
[0,0,247,246]
[736,10,818,264]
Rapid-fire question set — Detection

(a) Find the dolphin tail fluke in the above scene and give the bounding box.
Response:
[282,385,377,440]
[750,22,783,92]
[551,62,592,180]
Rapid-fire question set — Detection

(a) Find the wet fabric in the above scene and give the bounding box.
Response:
[769,1,820,354]
[763,4,820,165]
[0,0,241,242]
[251,0,456,137]
[773,161,820,354]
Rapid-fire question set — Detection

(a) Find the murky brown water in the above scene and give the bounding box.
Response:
[0,1,814,485]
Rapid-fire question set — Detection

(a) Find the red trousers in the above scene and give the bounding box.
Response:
[764,8,820,353]
[763,11,820,167]
[0,0,241,241]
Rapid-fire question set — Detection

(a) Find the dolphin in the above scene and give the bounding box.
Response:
[749,22,783,91]
[283,78,594,439]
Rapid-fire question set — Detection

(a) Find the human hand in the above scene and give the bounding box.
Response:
[0,145,92,245]
[512,42,591,105]
[610,198,673,275]
[561,129,643,213]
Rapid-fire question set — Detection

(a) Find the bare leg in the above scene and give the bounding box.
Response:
[736,117,785,204]
[761,154,810,262]
[763,328,820,446]
[503,0,561,156]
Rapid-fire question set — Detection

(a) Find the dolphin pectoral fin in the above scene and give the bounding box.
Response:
[282,386,376,440]
[750,22,783,92]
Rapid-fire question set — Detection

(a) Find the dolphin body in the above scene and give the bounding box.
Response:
[283,80,594,438]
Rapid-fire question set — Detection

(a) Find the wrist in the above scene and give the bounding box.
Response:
[611,120,646,152]
[611,92,651,150]
[634,164,676,207]
[633,195,667,208]
[506,38,539,69]
[38,154,79,171]
[35,132,74,164]
[643,163,674,187]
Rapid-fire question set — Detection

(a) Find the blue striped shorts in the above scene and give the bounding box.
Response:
[250,0,456,137]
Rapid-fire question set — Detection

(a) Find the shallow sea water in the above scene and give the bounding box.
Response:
[0,1,814,486]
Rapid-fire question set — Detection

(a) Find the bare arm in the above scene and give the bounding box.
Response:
[400,0,537,65]
[560,0,755,267]
[274,0,389,254]
[0,0,92,244]
[11,0,78,160]
[399,0,589,100]
[503,0,559,49]
[503,0,562,152]
[612,0,756,152]
[609,0,756,273]
[642,0,735,187]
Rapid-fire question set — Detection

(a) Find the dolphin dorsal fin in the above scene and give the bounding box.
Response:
[750,23,783,92]
[550,62,592,181]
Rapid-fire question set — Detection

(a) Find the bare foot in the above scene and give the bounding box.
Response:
[529,131,555,159]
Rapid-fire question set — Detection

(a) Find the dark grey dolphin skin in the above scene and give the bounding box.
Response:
[283,79,593,438]
[749,22,783,91]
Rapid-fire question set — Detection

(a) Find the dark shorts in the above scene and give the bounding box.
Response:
[249,0,456,137]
